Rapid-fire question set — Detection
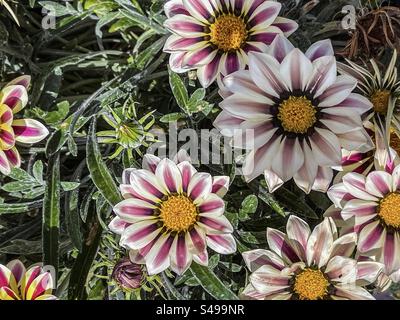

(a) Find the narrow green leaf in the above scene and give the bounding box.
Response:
[168,69,189,112]
[42,152,61,281]
[87,118,122,206]
[189,263,238,300]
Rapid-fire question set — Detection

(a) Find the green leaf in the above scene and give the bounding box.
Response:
[87,118,122,206]
[33,161,44,183]
[275,187,318,219]
[189,263,238,300]
[61,181,80,192]
[168,69,189,112]
[42,153,61,281]
[160,112,186,123]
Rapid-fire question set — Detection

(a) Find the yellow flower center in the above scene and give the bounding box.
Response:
[159,195,198,232]
[209,15,247,52]
[293,268,329,300]
[277,96,317,134]
[370,90,391,114]
[378,193,400,228]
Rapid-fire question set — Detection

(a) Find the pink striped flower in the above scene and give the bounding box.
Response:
[0,260,56,300]
[163,0,298,87]
[0,76,49,175]
[214,35,373,193]
[109,150,235,275]
[327,165,400,284]
[241,216,383,300]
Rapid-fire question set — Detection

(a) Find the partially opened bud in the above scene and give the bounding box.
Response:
[112,257,144,290]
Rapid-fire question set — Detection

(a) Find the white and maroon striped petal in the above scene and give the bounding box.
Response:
[244,0,266,16]
[305,39,334,61]
[130,169,167,201]
[222,71,269,102]
[341,199,377,221]
[0,150,11,175]
[129,249,146,265]
[199,215,233,234]
[280,49,313,91]
[293,140,318,194]
[193,249,209,266]
[356,261,383,285]
[309,128,341,166]
[242,249,286,272]
[266,228,299,263]
[120,220,160,250]
[5,75,31,89]
[197,54,221,88]
[248,52,288,98]
[330,93,373,115]
[392,164,400,191]
[177,161,197,192]
[164,0,190,18]
[365,171,393,198]
[169,52,188,73]
[182,0,214,23]
[334,284,375,300]
[271,137,304,182]
[0,85,28,114]
[142,154,161,173]
[170,234,192,275]
[188,172,212,202]
[108,216,129,235]
[381,232,400,275]
[271,17,298,36]
[164,35,206,52]
[174,149,192,163]
[286,216,310,261]
[266,34,294,63]
[307,56,337,98]
[182,46,218,68]
[249,265,290,295]
[220,93,273,121]
[248,26,283,46]
[12,119,49,144]
[240,283,267,300]
[206,233,236,254]
[211,176,229,197]
[155,158,182,194]
[325,256,357,283]
[0,264,17,291]
[306,218,335,268]
[213,111,244,137]
[6,260,26,285]
[198,193,225,216]
[145,234,174,275]
[312,166,333,193]
[114,198,156,222]
[264,169,284,193]
[330,233,357,259]
[320,109,363,134]
[247,1,281,31]
[318,75,357,107]
[164,14,206,38]
[342,173,378,202]
[187,225,207,254]
[358,221,386,253]
[221,51,245,76]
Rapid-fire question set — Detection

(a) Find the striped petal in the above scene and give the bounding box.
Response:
[206,233,236,254]
[198,193,225,216]
[164,0,190,18]
[305,39,334,61]
[211,176,229,197]
[0,103,13,125]
[25,272,53,300]
[155,158,183,194]
[145,234,174,275]
[121,220,161,250]
[12,119,49,144]
[280,48,313,91]
[271,17,298,36]
[286,216,310,261]
[197,54,221,88]
[247,1,281,31]
[3,147,21,169]
[5,75,31,89]
[108,216,129,235]
[6,260,26,284]
[142,154,161,173]
[365,171,393,197]
[318,75,357,107]
[266,228,299,263]
[164,14,206,38]
[198,215,233,234]
[358,221,386,253]
[0,150,11,175]
[306,218,335,268]
[0,85,28,114]
[0,124,15,150]
[266,34,295,63]
[188,172,212,202]
[0,287,19,300]
[170,234,192,275]
[242,249,285,272]
[114,198,156,222]
[249,265,290,295]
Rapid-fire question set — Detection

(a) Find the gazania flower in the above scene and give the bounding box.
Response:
[338,50,400,156]
[214,34,373,193]
[327,166,400,283]
[0,75,49,175]
[163,0,298,87]
[109,150,235,275]
[241,216,383,300]
[0,259,56,300]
